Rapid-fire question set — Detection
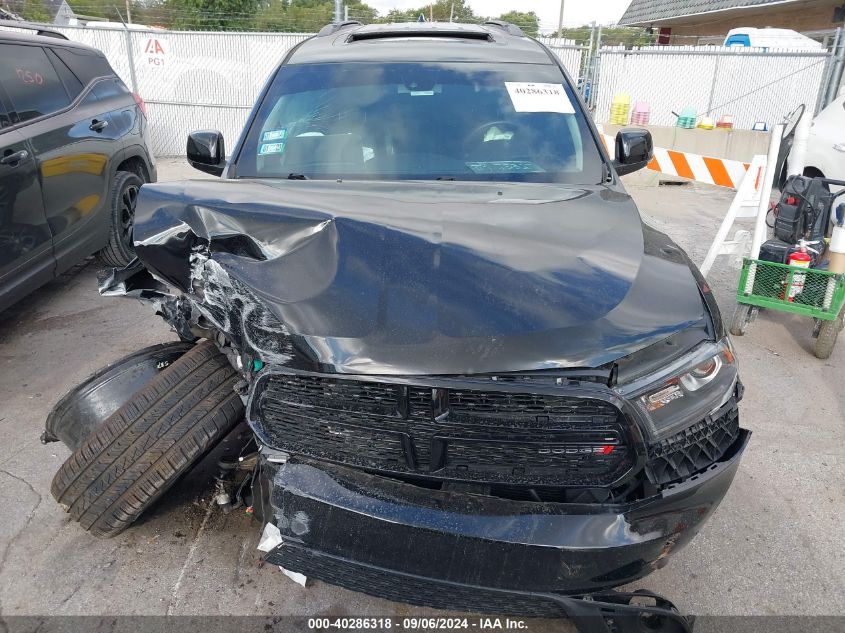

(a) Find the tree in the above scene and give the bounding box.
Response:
[382,8,416,22]
[64,0,118,20]
[17,0,51,21]
[254,0,378,32]
[380,0,476,24]
[130,0,177,27]
[63,0,158,23]
[344,0,377,23]
[556,25,656,50]
[163,0,260,30]
[497,10,537,36]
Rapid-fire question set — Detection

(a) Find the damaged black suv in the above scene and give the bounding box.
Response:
[47,21,748,623]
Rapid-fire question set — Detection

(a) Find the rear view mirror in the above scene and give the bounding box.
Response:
[187,130,225,176]
[612,129,653,176]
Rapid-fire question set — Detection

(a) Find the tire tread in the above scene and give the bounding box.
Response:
[51,340,244,538]
[98,170,143,268]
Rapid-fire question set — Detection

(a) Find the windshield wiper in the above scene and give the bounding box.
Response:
[287,173,309,180]
[435,176,456,181]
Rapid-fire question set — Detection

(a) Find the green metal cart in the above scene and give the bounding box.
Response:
[730,258,845,358]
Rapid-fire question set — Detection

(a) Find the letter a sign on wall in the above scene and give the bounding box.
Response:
[143,38,167,68]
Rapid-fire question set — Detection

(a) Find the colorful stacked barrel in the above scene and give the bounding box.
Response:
[676,107,697,129]
[631,102,650,125]
[697,116,716,130]
[716,115,735,130]
[610,93,631,125]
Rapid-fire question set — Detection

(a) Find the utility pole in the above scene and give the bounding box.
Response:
[125,0,131,23]
[449,2,454,23]
[556,0,565,39]
[429,3,433,22]
[344,4,349,21]
[334,0,342,24]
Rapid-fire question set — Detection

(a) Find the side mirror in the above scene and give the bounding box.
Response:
[612,129,653,176]
[187,130,225,176]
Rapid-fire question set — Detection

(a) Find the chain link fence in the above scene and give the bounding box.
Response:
[5,23,836,155]
[591,46,834,129]
[40,26,589,157]
[47,25,311,156]
[535,36,587,82]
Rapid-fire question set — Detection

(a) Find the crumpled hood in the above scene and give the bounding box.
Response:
[130,178,706,374]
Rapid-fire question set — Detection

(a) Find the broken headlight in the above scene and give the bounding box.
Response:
[615,338,738,441]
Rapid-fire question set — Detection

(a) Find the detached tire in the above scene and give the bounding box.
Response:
[51,340,244,538]
[99,170,143,268]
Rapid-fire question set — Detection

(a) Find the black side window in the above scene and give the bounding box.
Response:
[0,44,70,123]
[0,95,10,128]
[53,47,115,86]
[91,78,130,101]
[78,78,130,109]
[46,48,83,100]
[80,89,99,107]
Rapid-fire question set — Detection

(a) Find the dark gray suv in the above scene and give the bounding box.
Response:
[48,21,745,629]
[0,23,156,312]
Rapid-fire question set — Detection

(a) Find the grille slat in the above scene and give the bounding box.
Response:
[253,373,634,486]
[646,402,740,485]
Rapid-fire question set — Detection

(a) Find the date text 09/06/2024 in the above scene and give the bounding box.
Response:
[307,618,529,630]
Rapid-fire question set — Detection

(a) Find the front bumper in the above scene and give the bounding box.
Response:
[264,429,749,616]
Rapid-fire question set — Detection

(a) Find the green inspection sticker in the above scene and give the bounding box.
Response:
[262,128,288,142]
[258,142,286,155]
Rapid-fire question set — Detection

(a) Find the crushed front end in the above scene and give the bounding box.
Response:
[103,178,750,624]
[248,366,747,615]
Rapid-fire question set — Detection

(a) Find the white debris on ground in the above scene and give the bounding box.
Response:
[280,567,308,587]
[256,522,309,587]
[256,522,282,552]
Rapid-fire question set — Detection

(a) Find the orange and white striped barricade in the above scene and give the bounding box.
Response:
[598,129,779,278]
[600,133,751,190]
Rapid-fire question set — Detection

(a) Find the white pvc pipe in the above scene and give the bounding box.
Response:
[700,194,744,278]
[750,124,784,261]
[787,109,813,178]
[699,156,765,277]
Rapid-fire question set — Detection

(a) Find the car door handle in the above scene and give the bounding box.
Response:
[90,119,109,132]
[834,143,845,153]
[0,150,29,166]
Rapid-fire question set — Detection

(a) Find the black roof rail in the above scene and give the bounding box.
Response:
[0,19,69,39]
[482,20,525,37]
[316,20,362,37]
[348,28,493,43]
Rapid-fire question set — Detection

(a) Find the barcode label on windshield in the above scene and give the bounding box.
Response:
[505,82,575,114]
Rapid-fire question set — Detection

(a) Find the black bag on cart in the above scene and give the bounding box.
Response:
[774,175,835,247]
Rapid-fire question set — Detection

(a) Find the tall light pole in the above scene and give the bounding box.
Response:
[557,0,565,38]
[335,0,342,24]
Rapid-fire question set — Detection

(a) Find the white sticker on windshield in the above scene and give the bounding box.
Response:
[505,82,575,114]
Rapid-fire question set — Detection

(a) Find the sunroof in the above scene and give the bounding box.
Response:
[347,30,493,43]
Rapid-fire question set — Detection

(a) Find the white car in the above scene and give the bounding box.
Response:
[724,27,823,51]
[804,93,845,182]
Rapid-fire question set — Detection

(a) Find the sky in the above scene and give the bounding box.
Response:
[365,0,632,30]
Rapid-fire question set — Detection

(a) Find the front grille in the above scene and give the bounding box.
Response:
[646,400,740,485]
[269,544,568,617]
[252,373,635,486]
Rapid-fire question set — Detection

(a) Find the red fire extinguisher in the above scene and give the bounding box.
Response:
[784,249,812,301]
